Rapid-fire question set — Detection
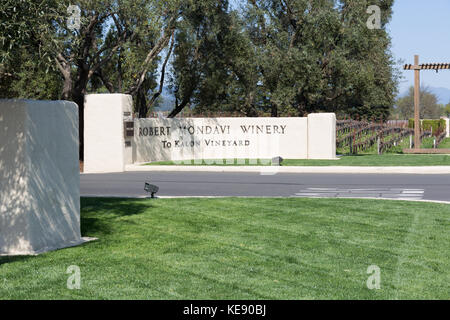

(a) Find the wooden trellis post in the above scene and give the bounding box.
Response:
[403,55,450,153]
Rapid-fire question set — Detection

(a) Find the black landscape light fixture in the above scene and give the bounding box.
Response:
[144,182,159,198]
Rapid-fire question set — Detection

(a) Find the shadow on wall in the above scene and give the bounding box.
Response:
[0,101,31,254]
[135,117,206,162]
[0,100,82,255]
[135,117,274,162]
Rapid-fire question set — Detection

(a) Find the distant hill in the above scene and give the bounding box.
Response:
[398,86,450,105]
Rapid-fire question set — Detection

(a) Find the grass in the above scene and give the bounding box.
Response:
[144,154,450,166]
[0,197,449,299]
[421,137,436,149]
[439,138,450,149]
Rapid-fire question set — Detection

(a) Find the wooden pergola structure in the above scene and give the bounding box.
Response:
[403,55,450,154]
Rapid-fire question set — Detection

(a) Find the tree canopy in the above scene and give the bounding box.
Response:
[1,0,399,122]
[395,86,443,119]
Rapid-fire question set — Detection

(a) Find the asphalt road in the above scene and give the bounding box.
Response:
[80,171,450,202]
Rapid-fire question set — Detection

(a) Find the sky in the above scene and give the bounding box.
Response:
[388,0,450,94]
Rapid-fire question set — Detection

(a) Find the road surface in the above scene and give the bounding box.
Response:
[81,171,450,202]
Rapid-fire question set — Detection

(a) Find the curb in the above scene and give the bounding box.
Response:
[80,194,450,205]
[124,165,450,174]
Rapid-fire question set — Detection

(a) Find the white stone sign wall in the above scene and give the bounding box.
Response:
[307,113,336,159]
[134,117,309,162]
[0,99,89,256]
[83,94,337,171]
[84,94,133,173]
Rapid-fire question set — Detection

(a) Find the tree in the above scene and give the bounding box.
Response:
[167,0,243,117]
[0,48,62,100]
[2,0,401,124]
[167,0,399,119]
[443,103,450,117]
[396,86,442,119]
[0,0,64,99]
[244,0,398,119]
[1,1,176,157]
[0,0,61,68]
[91,11,176,118]
[52,1,179,159]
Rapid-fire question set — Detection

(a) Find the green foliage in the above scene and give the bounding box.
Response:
[0,0,63,66]
[396,87,443,120]
[168,0,398,118]
[0,0,65,99]
[1,0,177,101]
[2,0,399,120]
[438,138,450,149]
[169,1,247,115]
[408,118,446,135]
[444,103,450,117]
[0,49,62,99]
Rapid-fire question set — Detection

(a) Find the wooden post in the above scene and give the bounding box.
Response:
[403,56,449,153]
[377,136,381,155]
[414,55,421,149]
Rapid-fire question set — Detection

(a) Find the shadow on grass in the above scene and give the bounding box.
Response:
[81,197,154,236]
[0,255,32,266]
[0,198,154,264]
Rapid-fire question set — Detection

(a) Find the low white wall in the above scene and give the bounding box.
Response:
[134,117,309,162]
[0,99,84,255]
[83,94,337,169]
[84,94,133,173]
[307,113,336,159]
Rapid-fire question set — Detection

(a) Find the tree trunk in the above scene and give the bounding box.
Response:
[167,98,190,118]
[72,91,85,161]
[73,66,89,160]
[271,103,278,117]
[61,76,72,100]
[136,85,148,118]
[55,56,72,100]
[167,83,195,118]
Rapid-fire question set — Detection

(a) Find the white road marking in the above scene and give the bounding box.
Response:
[293,188,425,200]
[401,190,425,194]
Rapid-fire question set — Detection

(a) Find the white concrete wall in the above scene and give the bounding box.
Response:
[0,99,85,255]
[84,94,133,173]
[84,94,337,169]
[444,117,450,138]
[307,113,336,159]
[134,117,309,162]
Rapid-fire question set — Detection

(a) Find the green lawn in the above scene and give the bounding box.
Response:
[144,154,450,166]
[1,198,449,299]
